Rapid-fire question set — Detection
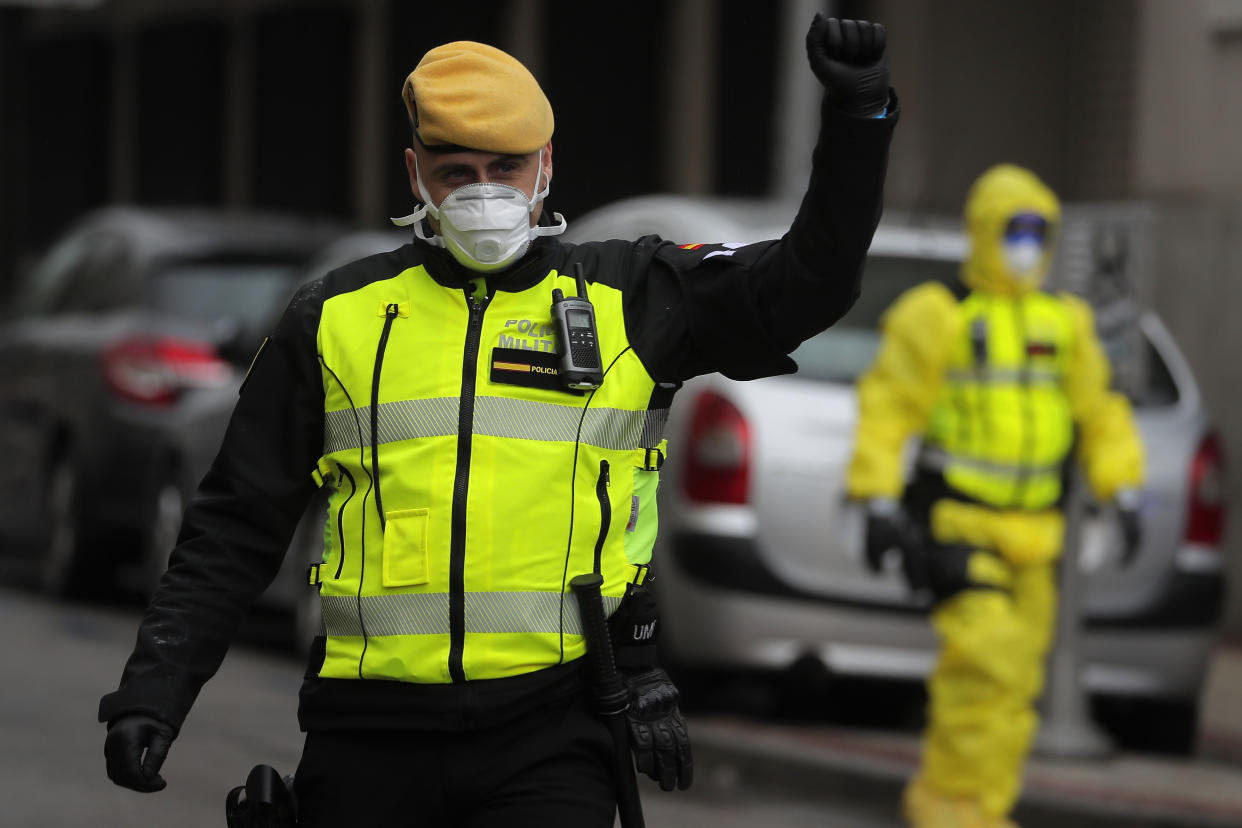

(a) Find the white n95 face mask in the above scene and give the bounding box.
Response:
[392,151,567,273]
[1003,238,1044,276]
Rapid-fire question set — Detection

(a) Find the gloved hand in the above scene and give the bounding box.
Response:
[805,15,890,117]
[1115,489,1143,565]
[862,498,933,601]
[622,667,693,792]
[862,497,907,574]
[104,714,175,792]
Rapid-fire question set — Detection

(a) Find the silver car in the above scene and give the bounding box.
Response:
[564,196,1227,753]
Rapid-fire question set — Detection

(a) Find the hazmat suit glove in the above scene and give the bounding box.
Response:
[622,666,693,792]
[805,15,890,117]
[862,498,907,574]
[863,499,933,600]
[104,713,175,792]
[1115,489,1143,566]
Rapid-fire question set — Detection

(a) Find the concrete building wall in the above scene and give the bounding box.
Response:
[1130,1,1242,631]
[1133,0,1242,199]
[873,0,1141,214]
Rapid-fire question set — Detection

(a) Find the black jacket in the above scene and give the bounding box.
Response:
[99,96,898,734]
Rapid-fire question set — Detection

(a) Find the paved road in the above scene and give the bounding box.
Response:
[0,583,900,827]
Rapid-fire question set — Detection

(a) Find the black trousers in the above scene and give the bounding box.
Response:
[292,694,617,827]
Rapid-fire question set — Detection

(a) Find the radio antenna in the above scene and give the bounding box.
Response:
[574,262,590,300]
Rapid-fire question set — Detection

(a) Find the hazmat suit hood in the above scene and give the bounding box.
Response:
[961,164,1061,296]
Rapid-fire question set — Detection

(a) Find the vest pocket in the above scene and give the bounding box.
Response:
[624,466,659,566]
[382,508,431,587]
[622,442,665,566]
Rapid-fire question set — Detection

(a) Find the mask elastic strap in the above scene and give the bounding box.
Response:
[413,153,440,219]
[532,213,567,238]
[390,154,444,245]
[527,150,567,239]
[531,150,550,205]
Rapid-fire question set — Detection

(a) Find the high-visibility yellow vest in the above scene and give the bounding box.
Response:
[309,264,668,684]
[924,290,1076,510]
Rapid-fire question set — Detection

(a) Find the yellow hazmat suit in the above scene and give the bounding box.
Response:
[847,164,1144,827]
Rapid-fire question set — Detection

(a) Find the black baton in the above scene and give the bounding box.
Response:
[571,573,645,828]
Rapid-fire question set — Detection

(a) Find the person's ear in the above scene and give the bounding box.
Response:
[404,148,419,198]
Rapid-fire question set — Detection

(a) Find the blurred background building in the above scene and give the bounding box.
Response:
[1,0,1240,631]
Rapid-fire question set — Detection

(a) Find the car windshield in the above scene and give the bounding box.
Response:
[147,262,297,330]
[791,254,961,383]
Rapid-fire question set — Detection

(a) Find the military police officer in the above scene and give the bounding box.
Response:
[102,16,898,826]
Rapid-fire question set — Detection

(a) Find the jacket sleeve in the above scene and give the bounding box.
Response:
[1061,293,1145,501]
[624,96,898,383]
[98,281,326,733]
[846,282,957,500]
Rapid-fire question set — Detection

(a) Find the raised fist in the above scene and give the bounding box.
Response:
[806,15,890,117]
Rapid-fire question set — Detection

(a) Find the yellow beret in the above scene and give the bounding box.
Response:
[402,41,553,155]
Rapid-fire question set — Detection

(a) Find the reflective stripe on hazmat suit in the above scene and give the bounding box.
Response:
[847,164,1144,824]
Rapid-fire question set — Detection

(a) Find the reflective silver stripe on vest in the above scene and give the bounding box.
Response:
[325,396,668,455]
[325,398,460,455]
[919,445,1063,478]
[320,591,623,637]
[944,367,1062,385]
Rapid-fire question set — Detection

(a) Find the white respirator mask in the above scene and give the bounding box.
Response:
[1003,238,1044,276]
[392,150,566,273]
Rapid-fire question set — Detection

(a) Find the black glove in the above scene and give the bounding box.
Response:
[805,15,890,117]
[104,714,175,792]
[622,667,693,792]
[862,498,907,574]
[1115,489,1143,565]
[862,499,933,602]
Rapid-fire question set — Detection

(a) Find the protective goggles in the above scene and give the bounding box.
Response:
[1004,212,1049,243]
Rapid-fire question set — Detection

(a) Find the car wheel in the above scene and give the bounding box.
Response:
[39,457,98,598]
[144,477,184,597]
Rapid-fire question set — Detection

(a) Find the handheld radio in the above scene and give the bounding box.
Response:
[551,263,603,391]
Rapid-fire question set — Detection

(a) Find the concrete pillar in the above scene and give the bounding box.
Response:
[504,0,546,80]
[1034,469,1114,758]
[351,0,388,225]
[771,0,833,202]
[661,0,716,194]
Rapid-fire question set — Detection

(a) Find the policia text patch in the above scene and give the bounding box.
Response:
[490,347,583,394]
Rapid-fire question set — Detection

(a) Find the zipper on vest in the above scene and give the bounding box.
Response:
[371,303,400,530]
[449,286,490,683]
[592,459,612,574]
[333,463,357,579]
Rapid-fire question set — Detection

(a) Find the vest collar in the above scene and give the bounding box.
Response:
[414,235,561,294]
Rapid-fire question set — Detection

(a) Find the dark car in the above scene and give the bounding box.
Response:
[0,206,344,617]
